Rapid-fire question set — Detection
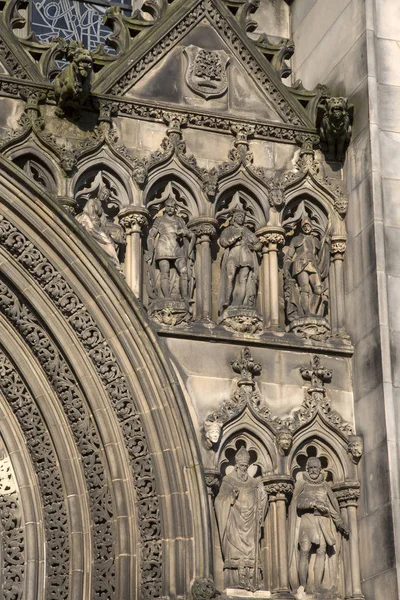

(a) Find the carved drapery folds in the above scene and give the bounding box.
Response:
[202,349,363,599]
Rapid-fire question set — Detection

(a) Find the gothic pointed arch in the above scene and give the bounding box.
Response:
[0,155,210,599]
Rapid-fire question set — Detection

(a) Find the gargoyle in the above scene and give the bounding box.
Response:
[319,97,353,163]
[53,41,93,119]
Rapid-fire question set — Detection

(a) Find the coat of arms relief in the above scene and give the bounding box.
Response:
[184,45,230,99]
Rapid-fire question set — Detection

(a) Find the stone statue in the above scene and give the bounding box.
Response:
[217,201,262,333]
[145,184,195,325]
[283,212,331,341]
[76,173,125,272]
[319,97,352,163]
[347,435,363,464]
[53,41,93,119]
[215,446,267,591]
[288,457,349,595]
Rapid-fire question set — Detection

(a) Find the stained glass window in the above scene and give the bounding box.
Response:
[30,0,132,52]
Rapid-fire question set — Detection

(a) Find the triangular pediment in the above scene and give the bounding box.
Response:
[93,0,314,129]
[123,19,282,123]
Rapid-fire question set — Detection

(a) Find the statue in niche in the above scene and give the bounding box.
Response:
[283,202,332,341]
[217,195,263,334]
[53,41,93,120]
[76,173,125,272]
[215,446,267,591]
[288,457,349,597]
[145,183,195,326]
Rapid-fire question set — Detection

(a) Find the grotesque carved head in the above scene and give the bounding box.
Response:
[269,180,285,209]
[60,153,77,173]
[133,164,147,185]
[276,429,293,455]
[301,217,313,234]
[203,420,222,448]
[347,435,363,463]
[327,97,348,124]
[68,43,93,79]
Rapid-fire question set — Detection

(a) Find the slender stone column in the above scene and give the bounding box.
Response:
[119,206,149,298]
[204,469,221,583]
[334,482,364,599]
[188,218,218,321]
[331,237,347,337]
[257,227,285,329]
[264,476,295,599]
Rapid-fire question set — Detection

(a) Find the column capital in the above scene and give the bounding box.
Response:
[263,475,294,500]
[333,481,360,508]
[119,206,149,233]
[256,226,285,249]
[331,235,347,260]
[188,217,218,240]
[58,196,77,215]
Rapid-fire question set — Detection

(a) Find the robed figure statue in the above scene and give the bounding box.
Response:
[218,206,262,315]
[215,447,268,591]
[76,172,125,272]
[288,457,348,596]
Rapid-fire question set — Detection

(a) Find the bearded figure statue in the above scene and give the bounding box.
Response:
[288,457,349,596]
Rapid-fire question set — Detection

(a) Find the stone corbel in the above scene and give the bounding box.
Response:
[333,482,364,600]
[188,217,218,322]
[263,475,295,599]
[119,206,149,298]
[257,226,285,329]
[330,235,349,340]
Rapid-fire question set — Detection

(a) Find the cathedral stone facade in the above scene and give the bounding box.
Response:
[0,1,397,599]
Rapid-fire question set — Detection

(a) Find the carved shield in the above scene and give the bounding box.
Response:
[184,45,230,99]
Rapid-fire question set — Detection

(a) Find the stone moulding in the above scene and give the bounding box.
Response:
[0,213,163,598]
[0,350,67,600]
[0,277,115,599]
[0,76,318,145]
[0,453,25,600]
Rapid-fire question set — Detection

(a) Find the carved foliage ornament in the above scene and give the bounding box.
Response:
[203,350,356,449]
[0,215,162,598]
